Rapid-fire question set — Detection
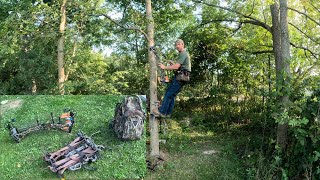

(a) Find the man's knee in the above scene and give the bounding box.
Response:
[165,91,177,98]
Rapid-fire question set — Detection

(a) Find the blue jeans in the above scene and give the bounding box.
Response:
[159,76,184,116]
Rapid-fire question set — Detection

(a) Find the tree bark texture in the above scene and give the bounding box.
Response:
[277,0,291,151]
[271,0,291,151]
[146,0,160,158]
[57,0,67,95]
[270,3,281,85]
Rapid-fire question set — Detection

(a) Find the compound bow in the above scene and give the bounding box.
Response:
[6,109,76,143]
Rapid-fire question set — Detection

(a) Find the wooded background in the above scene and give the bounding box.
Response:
[1,0,320,179]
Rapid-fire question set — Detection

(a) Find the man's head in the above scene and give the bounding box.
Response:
[175,39,185,52]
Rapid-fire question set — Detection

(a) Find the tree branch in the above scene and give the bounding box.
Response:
[293,49,320,88]
[308,1,320,14]
[288,7,320,26]
[294,64,317,87]
[194,0,271,32]
[242,49,273,55]
[289,22,320,45]
[96,13,150,42]
[201,19,271,32]
[232,45,273,54]
[290,42,320,59]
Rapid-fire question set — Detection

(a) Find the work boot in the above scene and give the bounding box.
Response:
[152,108,161,117]
[152,108,166,118]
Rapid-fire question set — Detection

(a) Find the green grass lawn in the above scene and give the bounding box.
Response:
[0,95,146,180]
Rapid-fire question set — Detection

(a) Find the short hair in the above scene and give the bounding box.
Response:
[175,39,184,45]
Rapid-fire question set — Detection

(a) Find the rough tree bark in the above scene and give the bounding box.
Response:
[271,0,291,151]
[270,3,281,84]
[146,0,160,158]
[277,0,291,151]
[57,0,67,95]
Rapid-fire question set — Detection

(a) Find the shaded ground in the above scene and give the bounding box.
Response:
[145,120,245,180]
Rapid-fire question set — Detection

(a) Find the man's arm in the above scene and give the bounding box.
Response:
[158,63,181,70]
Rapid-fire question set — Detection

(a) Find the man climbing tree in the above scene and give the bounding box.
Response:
[153,39,191,118]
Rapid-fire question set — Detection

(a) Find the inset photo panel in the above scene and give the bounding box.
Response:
[0,95,146,179]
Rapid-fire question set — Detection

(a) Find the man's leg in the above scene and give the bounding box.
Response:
[159,77,182,115]
[166,95,176,115]
[165,81,183,115]
[158,86,173,115]
[152,81,173,117]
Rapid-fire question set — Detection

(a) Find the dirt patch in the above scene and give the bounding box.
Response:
[202,149,219,155]
[0,99,23,114]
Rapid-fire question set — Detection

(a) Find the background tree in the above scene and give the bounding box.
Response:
[57,0,67,95]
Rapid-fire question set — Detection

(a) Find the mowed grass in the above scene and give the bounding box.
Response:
[145,120,246,180]
[0,95,146,180]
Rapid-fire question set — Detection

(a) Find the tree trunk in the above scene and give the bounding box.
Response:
[57,0,67,95]
[267,55,271,114]
[31,79,37,94]
[277,0,291,151]
[135,31,139,64]
[271,3,281,84]
[146,0,160,158]
[271,0,291,151]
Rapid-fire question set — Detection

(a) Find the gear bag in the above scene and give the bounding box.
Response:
[176,70,190,82]
[110,96,145,140]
